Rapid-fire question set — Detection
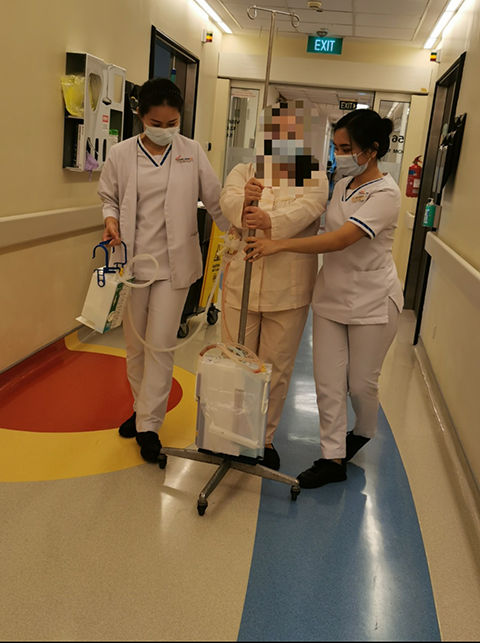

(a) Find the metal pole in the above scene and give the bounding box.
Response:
[263,11,276,109]
[237,11,277,345]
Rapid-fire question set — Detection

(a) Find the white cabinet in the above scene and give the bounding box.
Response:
[62,52,126,173]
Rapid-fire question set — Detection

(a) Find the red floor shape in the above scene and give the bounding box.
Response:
[0,338,182,433]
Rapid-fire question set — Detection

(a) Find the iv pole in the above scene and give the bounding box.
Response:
[158,7,303,516]
[238,6,300,344]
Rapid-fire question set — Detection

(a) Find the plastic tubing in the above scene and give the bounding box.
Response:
[113,249,264,372]
[115,254,221,353]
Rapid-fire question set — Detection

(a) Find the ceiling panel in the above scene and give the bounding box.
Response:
[217,0,443,45]
[355,0,428,17]
[223,0,288,5]
[355,26,417,40]
[234,17,299,30]
[286,0,353,10]
[292,10,354,25]
[355,13,420,29]
[296,23,354,36]
[227,4,291,19]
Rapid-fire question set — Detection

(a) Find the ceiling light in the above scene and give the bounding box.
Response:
[217,20,233,34]
[193,0,233,33]
[445,0,463,11]
[424,0,465,49]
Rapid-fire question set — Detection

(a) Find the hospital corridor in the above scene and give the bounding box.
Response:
[1,0,480,641]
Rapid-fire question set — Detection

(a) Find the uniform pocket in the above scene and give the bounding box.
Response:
[352,268,389,321]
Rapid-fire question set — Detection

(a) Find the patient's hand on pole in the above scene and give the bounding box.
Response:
[243,206,271,231]
[244,177,264,206]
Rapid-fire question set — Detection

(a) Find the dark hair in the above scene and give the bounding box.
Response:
[138,78,184,116]
[334,109,393,159]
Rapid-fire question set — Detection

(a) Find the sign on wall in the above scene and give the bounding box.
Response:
[307,36,343,55]
[339,100,357,111]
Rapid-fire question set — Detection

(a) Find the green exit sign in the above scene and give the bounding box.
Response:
[307,36,343,55]
[339,100,357,110]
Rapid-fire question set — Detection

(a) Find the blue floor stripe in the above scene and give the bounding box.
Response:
[238,314,440,642]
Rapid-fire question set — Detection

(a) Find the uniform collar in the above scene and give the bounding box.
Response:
[342,176,384,202]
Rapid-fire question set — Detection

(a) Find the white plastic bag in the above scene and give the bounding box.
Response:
[77,242,133,334]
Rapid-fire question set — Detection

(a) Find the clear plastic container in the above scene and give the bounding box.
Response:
[195,354,272,458]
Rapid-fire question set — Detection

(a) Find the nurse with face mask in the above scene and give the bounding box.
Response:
[98,77,229,463]
[245,109,403,489]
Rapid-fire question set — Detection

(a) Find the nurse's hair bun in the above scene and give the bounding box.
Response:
[382,117,394,137]
[334,109,393,160]
[138,78,184,117]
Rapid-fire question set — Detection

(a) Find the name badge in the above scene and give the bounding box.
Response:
[351,191,368,203]
[176,155,193,164]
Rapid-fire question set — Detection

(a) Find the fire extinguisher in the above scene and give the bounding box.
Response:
[406,156,422,198]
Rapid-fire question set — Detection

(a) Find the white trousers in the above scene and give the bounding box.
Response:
[123,280,189,434]
[222,304,310,445]
[313,298,400,460]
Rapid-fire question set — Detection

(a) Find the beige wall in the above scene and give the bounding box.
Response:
[210,79,231,181]
[0,0,223,371]
[222,34,432,68]
[420,0,480,488]
[1,0,222,218]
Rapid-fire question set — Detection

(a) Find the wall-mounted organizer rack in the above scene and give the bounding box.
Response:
[62,52,126,173]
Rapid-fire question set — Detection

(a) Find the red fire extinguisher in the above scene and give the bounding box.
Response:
[406,156,422,198]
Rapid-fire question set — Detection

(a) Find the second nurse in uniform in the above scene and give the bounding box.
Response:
[245,108,402,488]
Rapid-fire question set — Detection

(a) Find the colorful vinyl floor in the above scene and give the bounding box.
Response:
[0,314,447,641]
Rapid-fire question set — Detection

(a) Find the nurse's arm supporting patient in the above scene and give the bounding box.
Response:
[245,220,366,260]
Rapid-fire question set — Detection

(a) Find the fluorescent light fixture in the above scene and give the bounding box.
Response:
[424,0,465,49]
[356,103,370,110]
[191,1,210,21]
[195,0,221,21]
[217,21,233,34]
[193,0,233,33]
[445,0,463,11]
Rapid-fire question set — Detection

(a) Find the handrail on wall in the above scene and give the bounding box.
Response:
[0,206,103,250]
[425,232,480,312]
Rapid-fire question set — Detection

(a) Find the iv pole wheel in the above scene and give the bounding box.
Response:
[290,485,301,501]
[197,500,208,516]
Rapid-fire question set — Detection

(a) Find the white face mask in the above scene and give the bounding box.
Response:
[144,124,179,147]
[334,151,369,178]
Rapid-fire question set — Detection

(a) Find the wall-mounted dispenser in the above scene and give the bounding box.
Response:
[62,52,126,173]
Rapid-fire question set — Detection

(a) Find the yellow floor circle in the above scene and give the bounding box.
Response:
[0,332,197,483]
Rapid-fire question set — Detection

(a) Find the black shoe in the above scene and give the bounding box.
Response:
[135,431,161,463]
[261,445,280,470]
[297,459,347,489]
[118,412,137,438]
[345,431,370,462]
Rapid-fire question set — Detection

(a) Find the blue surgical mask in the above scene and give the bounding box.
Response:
[334,151,369,178]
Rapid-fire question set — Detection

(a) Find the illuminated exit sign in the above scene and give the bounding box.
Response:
[307,36,343,55]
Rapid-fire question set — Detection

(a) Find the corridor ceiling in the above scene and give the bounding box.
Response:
[210,0,450,47]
